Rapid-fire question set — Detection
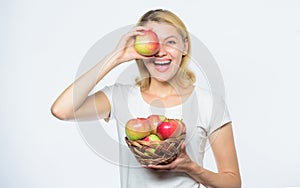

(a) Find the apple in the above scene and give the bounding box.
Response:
[134,30,159,56]
[147,114,166,134]
[176,119,186,134]
[143,134,160,156]
[156,119,182,140]
[125,118,151,141]
[143,134,161,142]
[144,148,156,156]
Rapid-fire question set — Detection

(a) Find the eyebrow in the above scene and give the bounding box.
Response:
[163,35,179,40]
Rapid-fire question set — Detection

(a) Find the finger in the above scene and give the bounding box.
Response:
[135,55,157,60]
[152,169,170,172]
[182,141,186,149]
[132,31,145,36]
[146,164,174,170]
[123,30,145,41]
[134,26,151,32]
[142,164,164,169]
[181,142,187,153]
[127,26,148,36]
[142,166,170,172]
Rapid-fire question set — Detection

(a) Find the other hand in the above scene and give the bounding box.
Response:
[143,142,193,173]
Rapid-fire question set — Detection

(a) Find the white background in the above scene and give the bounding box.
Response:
[1,0,300,187]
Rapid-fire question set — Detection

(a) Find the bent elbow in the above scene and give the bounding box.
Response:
[232,172,242,188]
[50,104,73,121]
[236,178,242,188]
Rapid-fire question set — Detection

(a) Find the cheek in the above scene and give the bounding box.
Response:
[166,46,184,58]
[168,48,183,65]
[166,46,179,53]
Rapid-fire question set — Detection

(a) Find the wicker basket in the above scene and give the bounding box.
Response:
[125,134,186,166]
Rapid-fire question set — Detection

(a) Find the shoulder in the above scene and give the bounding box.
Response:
[193,86,213,105]
[193,86,228,115]
[101,83,142,103]
[194,86,225,103]
[193,86,231,135]
[194,86,211,98]
[102,83,137,93]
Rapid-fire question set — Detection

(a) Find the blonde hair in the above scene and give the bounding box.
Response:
[135,9,196,90]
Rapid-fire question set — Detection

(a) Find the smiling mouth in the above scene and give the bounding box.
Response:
[153,60,171,66]
[152,60,171,72]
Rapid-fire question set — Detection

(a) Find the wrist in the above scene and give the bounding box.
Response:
[109,48,133,65]
[184,161,204,176]
[106,51,123,66]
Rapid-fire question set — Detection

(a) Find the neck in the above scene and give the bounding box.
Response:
[147,78,182,98]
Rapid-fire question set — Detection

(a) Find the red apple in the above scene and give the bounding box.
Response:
[156,119,182,140]
[143,134,161,142]
[125,118,151,141]
[147,114,166,134]
[134,30,159,56]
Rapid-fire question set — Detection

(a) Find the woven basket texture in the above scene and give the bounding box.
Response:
[125,134,186,166]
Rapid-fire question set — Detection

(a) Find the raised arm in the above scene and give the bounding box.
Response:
[50,54,118,121]
[51,26,150,121]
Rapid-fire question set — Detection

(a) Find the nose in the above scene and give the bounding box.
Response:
[155,43,167,57]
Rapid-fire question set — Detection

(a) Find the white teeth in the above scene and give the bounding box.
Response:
[154,60,171,65]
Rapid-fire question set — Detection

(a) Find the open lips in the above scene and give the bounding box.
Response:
[125,114,186,141]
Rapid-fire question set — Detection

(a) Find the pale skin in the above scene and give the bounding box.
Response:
[51,21,241,188]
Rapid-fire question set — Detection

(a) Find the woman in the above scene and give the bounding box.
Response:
[51,9,241,188]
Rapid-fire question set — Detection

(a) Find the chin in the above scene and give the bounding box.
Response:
[147,66,178,83]
[152,75,175,84]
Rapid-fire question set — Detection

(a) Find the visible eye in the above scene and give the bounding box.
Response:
[166,40,176,45]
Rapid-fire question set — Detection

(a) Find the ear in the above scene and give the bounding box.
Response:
[183,37,189,55]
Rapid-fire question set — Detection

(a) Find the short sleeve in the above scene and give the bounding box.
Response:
[207,95,232,136]
[101,85,115,121]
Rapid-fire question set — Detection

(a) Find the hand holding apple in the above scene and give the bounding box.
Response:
[113,26,155,64]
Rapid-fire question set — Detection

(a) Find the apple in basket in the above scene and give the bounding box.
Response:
[143,134,161,142]
[143,134,161,155]
[147,114,166,134]
[156,119,182,140]
[125,118,151,141]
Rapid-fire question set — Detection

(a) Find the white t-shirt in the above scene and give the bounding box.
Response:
[102,83,231,188]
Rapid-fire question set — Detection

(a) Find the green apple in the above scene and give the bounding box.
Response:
[125,118,151,141]
[143,134,161,141]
